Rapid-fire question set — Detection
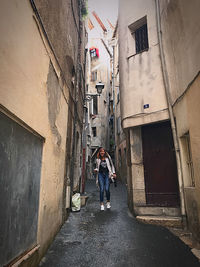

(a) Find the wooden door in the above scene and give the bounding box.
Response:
[142,121,180,206]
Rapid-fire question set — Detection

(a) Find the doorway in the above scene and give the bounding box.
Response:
[142,121,180,206]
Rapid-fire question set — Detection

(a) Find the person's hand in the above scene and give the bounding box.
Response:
[94,168,98,173]
[113,173,116,179]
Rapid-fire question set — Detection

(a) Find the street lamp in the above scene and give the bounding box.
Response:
[95,81,105,95]
[85,81,104,101]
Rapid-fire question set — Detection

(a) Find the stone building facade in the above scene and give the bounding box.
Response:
[0,0,87,266]
[112,23,127,183]
[118,0,200,241]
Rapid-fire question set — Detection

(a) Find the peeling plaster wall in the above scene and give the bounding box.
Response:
[34,0,79,85]
[34,0,85,194]
[47,63,62,147]
[0,0,75,265]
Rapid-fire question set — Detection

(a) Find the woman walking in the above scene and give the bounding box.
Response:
[94,147,116,211]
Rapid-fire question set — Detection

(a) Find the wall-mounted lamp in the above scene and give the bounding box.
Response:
[95,81,104,95]
[85,81,104,101]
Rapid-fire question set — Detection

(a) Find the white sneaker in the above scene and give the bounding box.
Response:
[106,202,111,209]
[100,205,104,211]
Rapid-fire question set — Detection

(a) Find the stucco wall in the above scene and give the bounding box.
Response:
[175,75,200,240]
[160,0,200,240]
[0,0,78,264]
[34,0,85,193]
[119,0,169,129]
[160,0,200,105]
[34,0,79,85]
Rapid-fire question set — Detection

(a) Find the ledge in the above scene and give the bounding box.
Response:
[122,109,169,129]
[9,245,40,267]
[136,215,183,228]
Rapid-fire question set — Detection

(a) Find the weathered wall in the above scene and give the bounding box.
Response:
[125,130,134,213]
[34,0,86,191]
[0,0,85,265]
[113,30,127,182]
[34,0,78,87]
[119,0,169,129]
[129,127,146,208]
[115,140,127,182]
[160,0,200,240]
[174,75,200,240]
[160,0,200,105]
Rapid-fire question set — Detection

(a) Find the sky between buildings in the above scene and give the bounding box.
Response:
[88,0,119,25]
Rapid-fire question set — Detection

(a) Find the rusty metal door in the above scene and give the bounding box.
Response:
[142,121,180,206]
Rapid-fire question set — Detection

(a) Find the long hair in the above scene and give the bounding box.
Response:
[97,147,109,159]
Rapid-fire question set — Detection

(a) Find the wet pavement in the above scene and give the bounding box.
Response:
[39,180,200,267]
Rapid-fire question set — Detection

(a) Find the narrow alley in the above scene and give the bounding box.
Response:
[39,180,200,267]
[1,0,200,266]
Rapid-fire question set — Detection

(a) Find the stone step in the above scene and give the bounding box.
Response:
[135,206,181,217]
[136,215,183,228]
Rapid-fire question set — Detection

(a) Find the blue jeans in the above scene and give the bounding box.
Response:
[98,172,110,203]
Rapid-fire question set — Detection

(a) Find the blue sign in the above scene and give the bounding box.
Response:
[144,104,149,109]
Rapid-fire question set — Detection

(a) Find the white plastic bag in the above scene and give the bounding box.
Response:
[72,193,81,211]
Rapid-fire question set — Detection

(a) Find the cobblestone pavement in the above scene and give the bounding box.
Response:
[39,180,200,267]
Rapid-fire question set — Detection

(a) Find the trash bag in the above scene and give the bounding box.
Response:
[72,193,81,212]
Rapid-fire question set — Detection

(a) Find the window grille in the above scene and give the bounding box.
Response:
[135,24,149,53]
[90,48,97,58]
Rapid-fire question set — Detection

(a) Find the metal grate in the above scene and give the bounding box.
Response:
[135,24,149,53]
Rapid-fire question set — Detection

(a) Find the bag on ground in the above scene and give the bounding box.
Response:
[72,193,81,211]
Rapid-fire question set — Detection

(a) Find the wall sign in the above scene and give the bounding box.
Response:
[144,104,149,109]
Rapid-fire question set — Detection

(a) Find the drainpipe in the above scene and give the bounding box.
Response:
[112,45,116,161]
[155,0,186,218]
[70,0,82,195]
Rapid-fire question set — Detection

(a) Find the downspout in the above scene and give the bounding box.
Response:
[70,0,82,194]
[155,0,186,218]
[112,45,116,161]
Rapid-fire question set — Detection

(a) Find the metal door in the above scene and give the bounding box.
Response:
[0,112,43,266]
[142,121,180,206]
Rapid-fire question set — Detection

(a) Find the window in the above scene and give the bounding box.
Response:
[90,47,99,59]
[129,16,149,55]
[135,24,149,53]
[91,71,97,81]
[90,48,97,57]
[93,95,98,115]
[181,132,195,187]
[117,117,121,135]
[118,149,122,168]
[117,86,120,104]
[92,127,97,137]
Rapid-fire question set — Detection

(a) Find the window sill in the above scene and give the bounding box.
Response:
[127,48,149,60]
